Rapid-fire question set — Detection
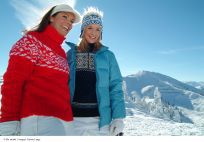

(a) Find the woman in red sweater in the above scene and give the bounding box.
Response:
[0,4,81,136]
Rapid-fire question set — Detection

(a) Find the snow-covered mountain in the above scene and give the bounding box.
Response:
[185,81,204,92]
[123,71,204,125]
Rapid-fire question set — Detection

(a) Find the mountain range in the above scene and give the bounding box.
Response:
[185,81,204,92]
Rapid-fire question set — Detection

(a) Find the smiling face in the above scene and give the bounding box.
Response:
[50,12,75,36]
[83,24,102,44]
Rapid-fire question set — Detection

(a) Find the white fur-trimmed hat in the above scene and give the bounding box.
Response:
[51,4,81,23]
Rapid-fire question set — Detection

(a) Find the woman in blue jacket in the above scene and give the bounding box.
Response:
[66,7,126,136]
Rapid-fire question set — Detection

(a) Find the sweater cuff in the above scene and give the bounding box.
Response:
[0,121,20,136]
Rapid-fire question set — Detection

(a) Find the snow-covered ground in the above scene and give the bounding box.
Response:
[124,104,204,136]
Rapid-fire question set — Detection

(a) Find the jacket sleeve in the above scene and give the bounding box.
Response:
[66,49,72,67]
[108,52,126,119]
[0,35,37,123]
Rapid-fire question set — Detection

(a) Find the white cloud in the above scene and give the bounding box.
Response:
[10,0,77,30]
[158,46,204,55]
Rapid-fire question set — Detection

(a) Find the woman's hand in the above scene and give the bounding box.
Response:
[110,119,124,136]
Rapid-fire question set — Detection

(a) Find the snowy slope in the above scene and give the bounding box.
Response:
[123,71,204,135]
[124,101,204,135]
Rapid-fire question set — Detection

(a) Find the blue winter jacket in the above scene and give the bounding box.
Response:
[66,42,126,128]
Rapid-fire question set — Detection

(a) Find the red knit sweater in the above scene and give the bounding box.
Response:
[0,25,73,122]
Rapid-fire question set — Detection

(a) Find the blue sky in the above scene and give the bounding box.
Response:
[0,0,204,82]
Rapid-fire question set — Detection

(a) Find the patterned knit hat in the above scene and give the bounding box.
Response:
[80,7,103,39]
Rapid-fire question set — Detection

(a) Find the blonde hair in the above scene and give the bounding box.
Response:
[78,7,103,52]
[78,38,102,52]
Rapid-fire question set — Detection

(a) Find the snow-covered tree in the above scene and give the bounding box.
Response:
[133,86,192,123]
[122,81,130,101]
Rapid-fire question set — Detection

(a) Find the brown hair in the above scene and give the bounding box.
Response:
[78,38,102,52]
[25,6,57,33]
